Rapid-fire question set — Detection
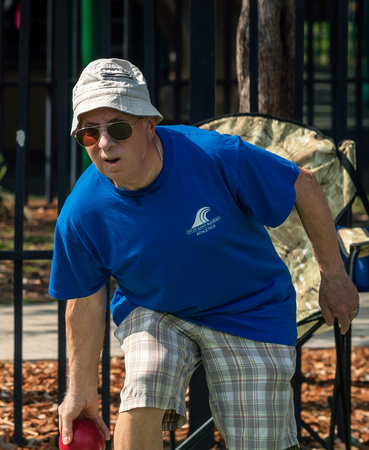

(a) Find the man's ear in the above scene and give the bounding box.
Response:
[147,116,159,138]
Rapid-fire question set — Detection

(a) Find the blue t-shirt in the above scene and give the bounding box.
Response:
[49,125,299,345]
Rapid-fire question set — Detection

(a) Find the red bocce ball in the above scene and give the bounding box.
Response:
[59,419,106,449]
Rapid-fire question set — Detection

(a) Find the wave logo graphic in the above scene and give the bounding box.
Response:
[191,207,211,228]
[187,207,221,236]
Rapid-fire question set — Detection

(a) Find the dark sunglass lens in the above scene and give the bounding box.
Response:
[77,128,100,147]
[108,122,132,141]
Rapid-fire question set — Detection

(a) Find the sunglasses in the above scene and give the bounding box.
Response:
[75,117,141,147]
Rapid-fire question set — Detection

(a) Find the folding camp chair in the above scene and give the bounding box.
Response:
[177,113,365,449]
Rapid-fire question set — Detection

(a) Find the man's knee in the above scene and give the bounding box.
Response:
[114,408,166,450]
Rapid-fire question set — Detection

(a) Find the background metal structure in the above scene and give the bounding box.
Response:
[0,0,367,447]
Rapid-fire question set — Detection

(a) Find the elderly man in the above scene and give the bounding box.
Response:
[49,58,358,450]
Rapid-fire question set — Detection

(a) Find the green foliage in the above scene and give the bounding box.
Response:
[304,20,361,68]
[352,195,369,217]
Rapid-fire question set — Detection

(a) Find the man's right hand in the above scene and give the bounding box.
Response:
[59,389,110,445]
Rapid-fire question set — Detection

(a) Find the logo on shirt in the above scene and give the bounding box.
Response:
[186,207,221,236]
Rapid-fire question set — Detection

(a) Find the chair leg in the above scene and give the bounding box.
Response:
[341,325,352,447]
[331,320,351,449]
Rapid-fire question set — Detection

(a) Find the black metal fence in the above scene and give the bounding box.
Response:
[0,0,368,448]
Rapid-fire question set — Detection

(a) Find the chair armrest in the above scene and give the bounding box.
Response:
[337,227,369,259]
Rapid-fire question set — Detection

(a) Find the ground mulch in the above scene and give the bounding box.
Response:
[0,348,369,449]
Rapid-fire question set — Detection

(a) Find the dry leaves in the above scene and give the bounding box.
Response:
[297,347,369,450]
[0,349,369,449]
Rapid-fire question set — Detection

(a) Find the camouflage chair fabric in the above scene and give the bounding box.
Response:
[199,113,357,338]
[338,228,369,260]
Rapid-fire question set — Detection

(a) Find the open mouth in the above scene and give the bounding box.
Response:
[105,158,120,165]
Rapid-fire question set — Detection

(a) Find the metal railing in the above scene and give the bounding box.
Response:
[0,0,366,448]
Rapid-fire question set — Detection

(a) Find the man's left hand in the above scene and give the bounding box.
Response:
[319,269,359,334]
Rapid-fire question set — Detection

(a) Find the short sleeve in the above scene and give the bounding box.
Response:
[236,140,299,227]
[49,223,110,300]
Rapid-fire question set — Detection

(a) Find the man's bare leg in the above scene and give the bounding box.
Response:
[114,407,166,450]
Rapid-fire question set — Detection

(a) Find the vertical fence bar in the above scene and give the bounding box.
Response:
[343,326,352,447]
[188,0,216,447]
[100,4,112,444]
[332,1,350,443]
[249,0,258,112]
[189,0,216,124]
[222,0,233,114]
[174,0,183,123]
[70,0,80,78]
[69,0,80,189]
[294,0,305,122]
[56,1,69,211]
[355,0,364,149]
[331,0,349,143]
[335,0,348,144]
[306,6,314,126]
[13,259,24,447]
[123,0,132,60]
[14,2,29,261]
[144,0,156,103]
[100,0,111,56]
[45,0,54,204]
[330,3,338,136]
[13,0,30,445]
[56,0,69,407]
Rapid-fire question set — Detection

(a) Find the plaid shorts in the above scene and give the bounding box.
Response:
[114,307,298,450]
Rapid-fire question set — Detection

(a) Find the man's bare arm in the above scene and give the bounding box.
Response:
[58,286,110,445]
[294,166,359,334]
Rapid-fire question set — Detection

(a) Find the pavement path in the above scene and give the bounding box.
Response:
[0,292,369,361]
[0,302,122,361]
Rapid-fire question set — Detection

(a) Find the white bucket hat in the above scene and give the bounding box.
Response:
[71,58,163,135]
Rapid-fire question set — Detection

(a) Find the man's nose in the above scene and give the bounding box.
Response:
[97,129,114,148]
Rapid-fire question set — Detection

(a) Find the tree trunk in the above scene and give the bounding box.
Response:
[236,0,295,119]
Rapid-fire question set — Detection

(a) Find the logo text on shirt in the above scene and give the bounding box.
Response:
[186,207,221,236]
